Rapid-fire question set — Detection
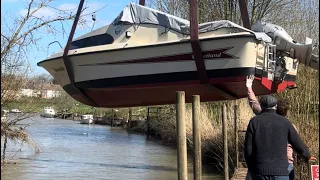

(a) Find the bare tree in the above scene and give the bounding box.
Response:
[1,0,106,162]
[30,73,55,84]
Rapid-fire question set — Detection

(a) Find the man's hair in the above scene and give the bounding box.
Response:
[276,98,290,116]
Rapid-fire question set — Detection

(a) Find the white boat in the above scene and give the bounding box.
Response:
[1,113,7,122]
[80,114,93,124]
[40,107,56,118]
[10,109,22,113]
[37,3,318,108]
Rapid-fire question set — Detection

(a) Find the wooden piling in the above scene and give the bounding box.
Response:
[129,108,132,121]
[222,104,229,180]
[147,107,150,140]
[192,95,202,180]
[234,105,239,169]
[176,91,188,180]
[111,108,114,127]
[128,108,132,129]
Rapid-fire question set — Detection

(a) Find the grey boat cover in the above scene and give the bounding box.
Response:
[115,3,190,34]
[199,20,271,42]
[74,3,271,42]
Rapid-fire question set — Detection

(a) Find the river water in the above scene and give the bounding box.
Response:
[1,117,223,180]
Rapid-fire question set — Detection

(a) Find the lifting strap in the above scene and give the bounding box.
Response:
[62,0,97,106]
[238,0,251,29]
[139,0,145,6]
[189,0,209,84]
[189,0,237,100]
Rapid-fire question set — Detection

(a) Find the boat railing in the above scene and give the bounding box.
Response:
[47,41,63,57]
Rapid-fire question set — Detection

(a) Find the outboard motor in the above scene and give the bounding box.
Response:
[252,21,318,70]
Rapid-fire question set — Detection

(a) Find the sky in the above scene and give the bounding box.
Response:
[1,0,139,76]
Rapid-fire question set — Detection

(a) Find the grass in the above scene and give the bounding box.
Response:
[143,98,254,174]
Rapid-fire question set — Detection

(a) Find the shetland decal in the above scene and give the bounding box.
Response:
[52,67,65,72]
[201,47,238,59]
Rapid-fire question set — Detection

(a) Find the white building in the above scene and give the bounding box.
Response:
[20,88,34,97]
[19,81,41,97]
[40,84,61,99]
[18,82,61,99]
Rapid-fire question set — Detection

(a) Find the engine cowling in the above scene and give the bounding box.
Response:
[252,21,318,70]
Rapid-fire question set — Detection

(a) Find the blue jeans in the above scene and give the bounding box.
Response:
[288,163,294,180]
[247,164,293,180]
[254,175,289,180]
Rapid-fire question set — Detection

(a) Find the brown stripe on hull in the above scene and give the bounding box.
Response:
[79,47,238,66]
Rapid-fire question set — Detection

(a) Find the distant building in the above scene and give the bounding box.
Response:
[20,81,41,97]
[2,76,61,100]
[18,81,61,99]
[40,83,61,99]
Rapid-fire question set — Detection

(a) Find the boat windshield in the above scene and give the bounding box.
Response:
[70,33,114,50]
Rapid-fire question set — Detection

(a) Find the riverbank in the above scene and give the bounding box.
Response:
[3,96,318,179]
[126,97,319,179]
[125,99,254,176]
[1,117,224,180]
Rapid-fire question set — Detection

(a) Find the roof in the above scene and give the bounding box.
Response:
[23,81,38,90]
[41,84,60,91]
[22,81,60,91]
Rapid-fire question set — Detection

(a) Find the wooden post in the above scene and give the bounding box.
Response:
[176,91,188,180]
[192,95,202,180]
[111,109,113,127]
[222,104,229,180]
[234,105,239,169]
[147,107,150,140]
[308,160,312,180]
[129,108,132,121]
[128,108,132,129]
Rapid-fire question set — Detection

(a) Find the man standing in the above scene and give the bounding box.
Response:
[244,95,311,180]
[245,75,296,179]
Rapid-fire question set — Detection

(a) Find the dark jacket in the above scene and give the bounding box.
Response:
[244,109,310,176]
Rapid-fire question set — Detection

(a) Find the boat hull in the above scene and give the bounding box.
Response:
[40,113,55,118]
[9,109,22,113]
[65,72,295,107]
[80,119,93,124]
[38,34,296,107]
